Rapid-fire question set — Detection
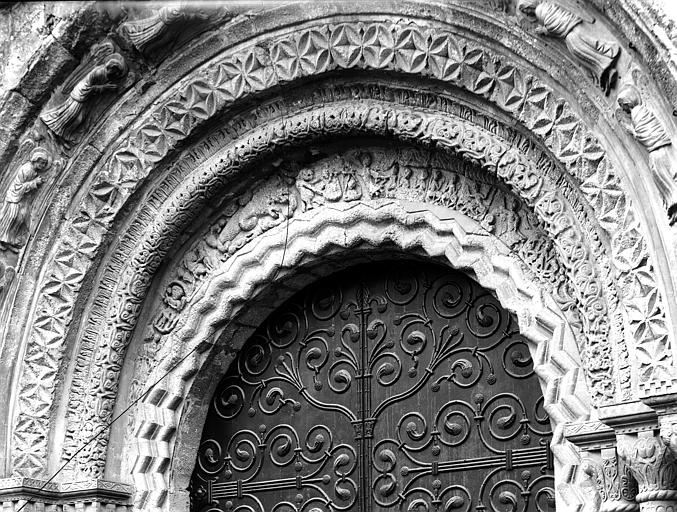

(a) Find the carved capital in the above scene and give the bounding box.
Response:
[618,431,677,508]
[582,448,638,512]
[566,421,638,512]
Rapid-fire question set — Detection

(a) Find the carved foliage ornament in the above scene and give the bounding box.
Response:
[12,19,668,479]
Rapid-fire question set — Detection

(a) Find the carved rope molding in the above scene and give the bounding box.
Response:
[67,100,616,480]
[10,19,670,477]
[125,201,589,510]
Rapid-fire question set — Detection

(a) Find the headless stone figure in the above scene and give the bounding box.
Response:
[617,84,676,224]
[517,0,620,95]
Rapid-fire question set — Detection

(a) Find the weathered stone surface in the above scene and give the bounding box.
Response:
[1,1,677,511]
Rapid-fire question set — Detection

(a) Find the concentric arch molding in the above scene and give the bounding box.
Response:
[61,98,620,480]
[121,200,591,511]
[10,13,673,480]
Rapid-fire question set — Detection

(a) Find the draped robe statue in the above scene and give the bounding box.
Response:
[121,2,209,52]
[517,0,620,95]
[617,84,677,224]
[40,53,128,139]
[0,148,52,252]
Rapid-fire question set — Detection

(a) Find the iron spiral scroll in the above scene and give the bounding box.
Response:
[190,262,555,512]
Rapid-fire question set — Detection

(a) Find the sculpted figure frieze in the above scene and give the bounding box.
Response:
[617,84,677,224]
[121,1,210,53]
[133,145,564,408]
[0,147,53,253]
[517,0,620,94]
[40,43,129,140]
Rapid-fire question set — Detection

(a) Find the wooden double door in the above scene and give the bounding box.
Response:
[190,261,555,512]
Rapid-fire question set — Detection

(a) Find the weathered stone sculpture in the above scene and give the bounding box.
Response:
[517,0,620,94]
[40,52,129,139]
[617,84,677,224]
[121,2,209,52]
[0,147,52,252]
[619,432,677,512]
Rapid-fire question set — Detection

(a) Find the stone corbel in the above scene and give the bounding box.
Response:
[0,478,133,511]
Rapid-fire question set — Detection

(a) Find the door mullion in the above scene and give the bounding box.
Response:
[359,278,373,512]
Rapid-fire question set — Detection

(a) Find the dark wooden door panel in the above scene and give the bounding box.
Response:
[190,262,555,512]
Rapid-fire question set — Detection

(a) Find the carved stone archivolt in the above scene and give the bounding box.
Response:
[58,98,623,483]
[140,145,562,357]
[2,7,675,512]
[18,60,664,484]
[123,202,588,509]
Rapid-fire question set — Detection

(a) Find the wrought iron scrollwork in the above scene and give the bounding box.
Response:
[190,262,554,512]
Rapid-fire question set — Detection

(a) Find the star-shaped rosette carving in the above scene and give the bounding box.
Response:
[91,149,142,218]
[213,59,245,100]
[297,28,331,74]
[492,64,530,113]
[472,55,501,98]
[611,215,646,272]
[581,159,625,234]
[271,30,330,82]
[394,26,428,73]
[635,336,671,384]
[185,79,220,120]
[362,23,395,69]
[520,79,560,137]
[136,120,169,163]
[330,23,362,68]
[427,32,462,81]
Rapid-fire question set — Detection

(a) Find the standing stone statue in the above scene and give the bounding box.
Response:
[121,2,209,53]
[0,147,52,252]
[517,0,620,95]
[40,53,129,139]
[617,84,677,224]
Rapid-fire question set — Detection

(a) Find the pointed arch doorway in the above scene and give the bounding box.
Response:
[189,260,555,512]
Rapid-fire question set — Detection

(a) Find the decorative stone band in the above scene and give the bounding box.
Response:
[0,477,133,511]
[636,490,677,503]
